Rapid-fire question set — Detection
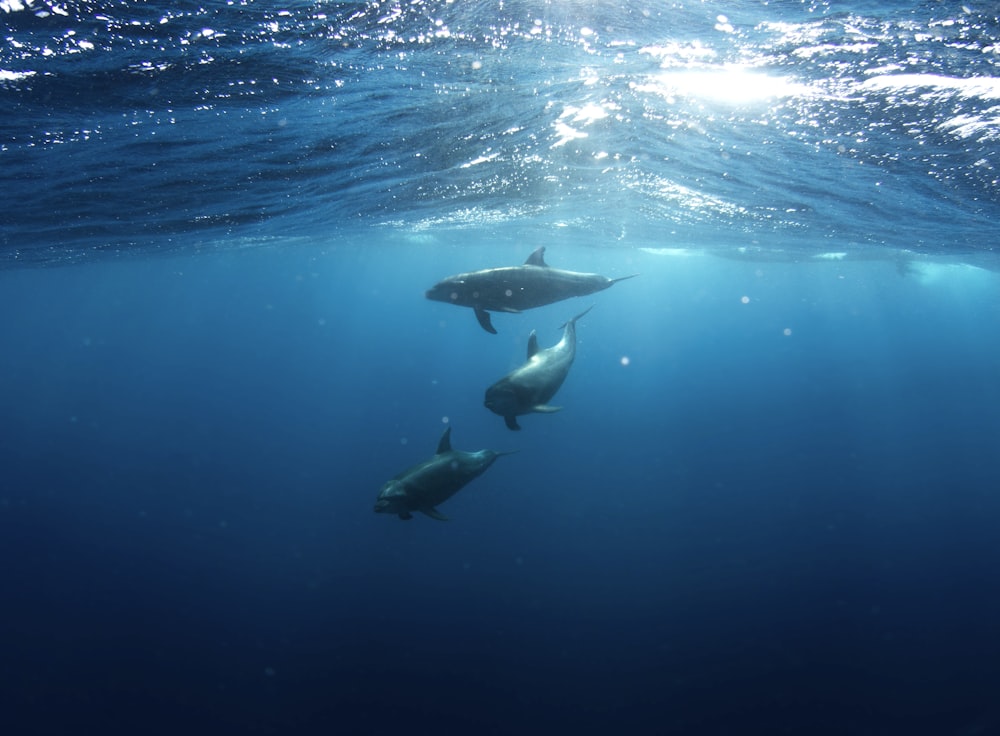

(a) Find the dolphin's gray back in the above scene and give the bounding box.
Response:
[453,266,614,312]
[397,449,498,509]
[538,313,583,382]
[497,309,586,408]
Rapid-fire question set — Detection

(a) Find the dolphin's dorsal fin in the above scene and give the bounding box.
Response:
[526,330,539,360]
[436,426,453,454]
[421,507,449,521]
[524,246,547,267]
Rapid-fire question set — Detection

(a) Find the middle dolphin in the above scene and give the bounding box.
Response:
[484,306,593,431]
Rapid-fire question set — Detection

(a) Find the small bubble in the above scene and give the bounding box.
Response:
[504,289,512,297]
[400,437,408,445]
[741,295,750,304]
[783,328,793,336]
[620,356,630,366]
[264,667,276,677]
[441,416,450,424]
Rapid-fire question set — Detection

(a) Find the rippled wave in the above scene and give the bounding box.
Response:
[2,0,998,265]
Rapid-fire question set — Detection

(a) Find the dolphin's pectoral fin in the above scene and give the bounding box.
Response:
[526,330,539,360]
[525,246,548,267]
[474,307,497,334]
[421,507,449,521]
[532,404,562,414]
[398,512,414,521]
[504,415,521,431]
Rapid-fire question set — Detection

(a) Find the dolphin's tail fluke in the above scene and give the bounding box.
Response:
[559,305,594,330]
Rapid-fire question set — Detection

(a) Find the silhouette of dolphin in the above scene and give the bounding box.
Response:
[425,247,636,333]
[373,427,514,521]
[484,306,591,430]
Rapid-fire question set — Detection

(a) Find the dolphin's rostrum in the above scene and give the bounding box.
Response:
[484,306,592,431]
[374,426,514,521]
[425,246,636,334]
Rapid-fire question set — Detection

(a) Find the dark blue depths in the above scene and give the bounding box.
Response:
[1,246,999,735]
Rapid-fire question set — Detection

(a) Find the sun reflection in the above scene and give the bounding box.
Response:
[636,65,811,106]
[550,101,614,148]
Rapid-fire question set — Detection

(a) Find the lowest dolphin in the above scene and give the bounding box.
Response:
[484,306,592,431]
[373,426,514,521]
[425,246,636,334]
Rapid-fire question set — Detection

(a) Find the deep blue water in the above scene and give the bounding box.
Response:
[3,1,1000,735]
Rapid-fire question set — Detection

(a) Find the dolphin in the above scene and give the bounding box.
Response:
[374,426,514,521]
[484,306,592,431]
[425,246,636,334]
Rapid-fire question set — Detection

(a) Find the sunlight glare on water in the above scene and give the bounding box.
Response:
[635,64,814,106]
[0,0,998,263]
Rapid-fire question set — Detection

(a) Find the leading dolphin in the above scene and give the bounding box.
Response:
[425,246,636,334]
[484,306,592,431]
[373,426,514,521]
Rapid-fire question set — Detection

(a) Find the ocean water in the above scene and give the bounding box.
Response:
[2,1,1000,734]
